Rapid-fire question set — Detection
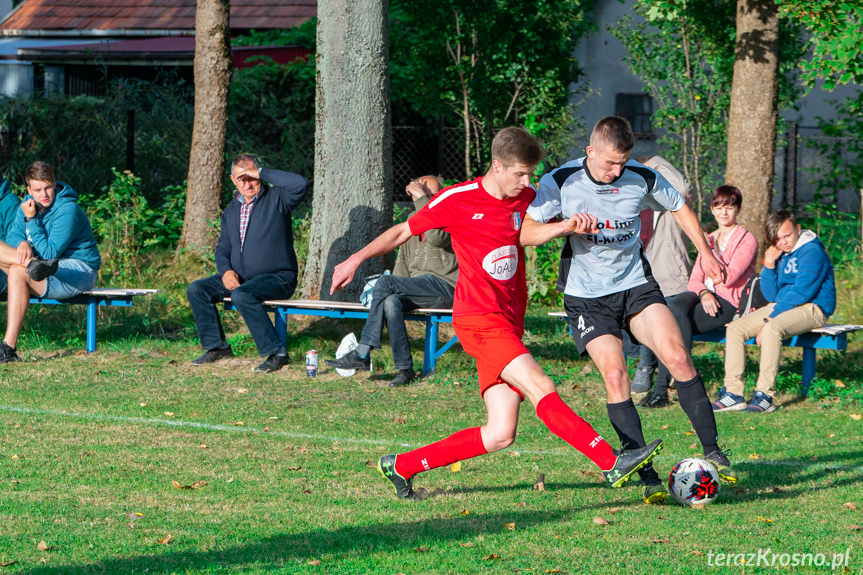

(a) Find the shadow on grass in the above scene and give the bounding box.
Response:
[24,502,623,575]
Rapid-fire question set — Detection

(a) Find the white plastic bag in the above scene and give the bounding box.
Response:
[333,332,372,376]
[360,270,390,308]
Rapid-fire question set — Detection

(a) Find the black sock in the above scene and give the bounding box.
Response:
[653,364,671,395]
[675,372,719,454]
[607,399,661,484]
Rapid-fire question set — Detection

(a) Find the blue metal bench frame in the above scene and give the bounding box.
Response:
[691,328,853,396]
[10,288,161,353]
[223,299,457,375]
[550,311,858,397]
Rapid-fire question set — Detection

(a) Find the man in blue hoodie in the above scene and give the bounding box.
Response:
[0,161,101,362]
[186,154,308,373]
[714,210,836,413]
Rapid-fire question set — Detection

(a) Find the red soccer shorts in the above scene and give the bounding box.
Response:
[453,313,528,398]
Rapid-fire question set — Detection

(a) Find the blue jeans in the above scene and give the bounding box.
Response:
[187,272,297,358]
[360,274,454,370]
[43,259,98,299]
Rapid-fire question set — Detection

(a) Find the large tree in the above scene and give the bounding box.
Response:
[725,0,780,252]
[179,0,233,252]
[301,0,392,300]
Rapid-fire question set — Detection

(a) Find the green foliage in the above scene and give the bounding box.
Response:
[612,0,736,209]
[612,1,805,215]
[389,0,593,176]
[778,0,863,90]
[805,91,863,229]
[0,75,193,202]
[83,168,186,284]
[804,376,863,406]
[526,240,564,307]
[228,25,317,178]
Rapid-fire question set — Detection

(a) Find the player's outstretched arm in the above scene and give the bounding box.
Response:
[520,213,598,247]
[330,222,414,294]
[671,203,727,285]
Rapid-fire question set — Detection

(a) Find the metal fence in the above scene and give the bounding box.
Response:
[774,124,861,213]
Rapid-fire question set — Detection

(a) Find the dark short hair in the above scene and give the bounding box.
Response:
[491,127,544,167]
[24,161,56,185]
[590,116,635,154]
[766,209,797,245]
[710,185,743,209]
[231,153,261,175]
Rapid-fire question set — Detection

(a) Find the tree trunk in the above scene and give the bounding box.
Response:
[302,0,392,300]
[725,0,779,254]
[179,0,232,253]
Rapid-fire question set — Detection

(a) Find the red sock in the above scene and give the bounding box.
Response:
[395,427,487,479]
[536,392,616,470]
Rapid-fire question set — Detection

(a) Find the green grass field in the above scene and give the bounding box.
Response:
[0,309,861,574]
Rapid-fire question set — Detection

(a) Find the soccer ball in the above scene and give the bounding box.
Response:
[668,458,721,505]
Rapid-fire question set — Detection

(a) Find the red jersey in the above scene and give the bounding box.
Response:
[408,177,534,327]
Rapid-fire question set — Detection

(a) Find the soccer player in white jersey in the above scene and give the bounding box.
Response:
[521,117,737,504]
[331,127,662,500]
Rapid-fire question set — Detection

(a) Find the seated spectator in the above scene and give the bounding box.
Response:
[641,185,757,408]
[186,154,308,373]
[629,155,693,393]
[713,210,835,413]
[0,177,22,295]
[0,161,101,362]
[325,175,458,386]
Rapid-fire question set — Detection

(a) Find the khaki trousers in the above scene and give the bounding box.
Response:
[723,303,826,397]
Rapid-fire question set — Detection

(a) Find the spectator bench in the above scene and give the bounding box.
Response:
[548,311,861,397]
[222,298,457,375]
[3,288,162,353]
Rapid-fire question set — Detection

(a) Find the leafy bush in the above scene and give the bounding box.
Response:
[83,168,186,284]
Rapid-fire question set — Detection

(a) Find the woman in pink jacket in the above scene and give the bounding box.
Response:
[640,185,758,408]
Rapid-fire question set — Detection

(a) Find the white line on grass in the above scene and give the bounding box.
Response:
[1,404,861,471]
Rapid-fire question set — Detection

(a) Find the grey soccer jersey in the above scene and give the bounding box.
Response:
[527,157,685,298]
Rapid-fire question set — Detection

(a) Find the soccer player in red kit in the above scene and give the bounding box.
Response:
[330,127,662,499]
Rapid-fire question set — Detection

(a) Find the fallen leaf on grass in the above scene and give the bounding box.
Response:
[451,462,462,472]
[393,417,407,424]
[484,554,501,560]
[458,542,474,548]
[268,416,280,420]
[307,560,321,566]
[757,516,774,523]
[593,516,609,525]
[460,509,471,515]
[164,412,174,417]
[834,379,846,389]
[514,501,526,507]
[851,414,862,421]
[533,474,545,491]
[652,539,669,544]
[691,504,706,510]
[504,522,516,531]
[199,444,208,450]
[233,421,245,426]
[10,454,20,460]
[690,551,705,556]
[607,507,622,514]
[843,502,857,511]
[748,453,763,460]
[660,424,670,430]
[848,525,862,531]
[508,451,521,457]
[734,488,750,495]
[685,429,695,435]
[36,541,54,551]
[125,512,143,519]
[412,547,430,553]
[171,480,208,490]
[235,387,249,394]
[546,570,560,574]
[157,534,173,545]
[139,402,147,407]
[689,443,699,449]
[0,561,19,567]
[286,467,302,471]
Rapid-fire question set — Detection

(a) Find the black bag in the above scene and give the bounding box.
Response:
[734,275,769,319]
